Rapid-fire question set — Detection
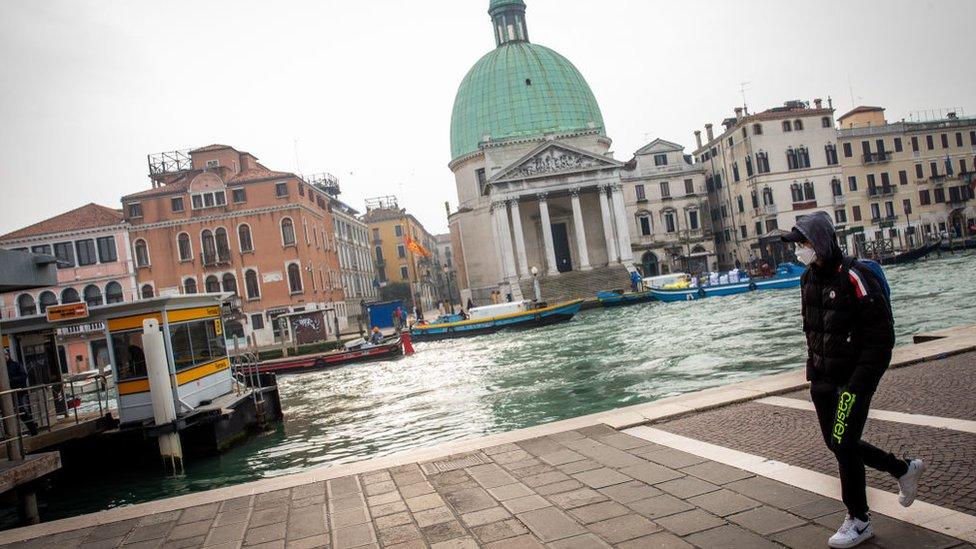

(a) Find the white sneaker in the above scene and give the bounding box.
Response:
[898,459,925,507]
[828,514,874,548]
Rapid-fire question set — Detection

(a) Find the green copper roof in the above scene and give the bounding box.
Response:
[489,0,525,12]
[449,42,605,161]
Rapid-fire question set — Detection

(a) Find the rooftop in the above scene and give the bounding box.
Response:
[0,203,124,242]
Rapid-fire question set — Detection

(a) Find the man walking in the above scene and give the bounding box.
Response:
[783,211,924,548]
[5,348,39,436]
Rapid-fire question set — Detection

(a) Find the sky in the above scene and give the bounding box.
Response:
[1,0,973,237]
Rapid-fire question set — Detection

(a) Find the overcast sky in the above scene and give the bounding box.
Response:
[1,0,973,237]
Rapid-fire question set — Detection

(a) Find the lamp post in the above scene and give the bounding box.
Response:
[531,266,541,302]
[442,266,455,314]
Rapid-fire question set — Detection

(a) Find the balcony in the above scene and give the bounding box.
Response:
[871,215,899,228]
[832,194,846,205]
[202,252,232,267]
[863,152,891,164]
[792,200,819,211]
[867,185,897,197]
[752,204,777,217]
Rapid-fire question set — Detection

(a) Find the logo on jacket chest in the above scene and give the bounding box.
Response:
[828,290,836,299]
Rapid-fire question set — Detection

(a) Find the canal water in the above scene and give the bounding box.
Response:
[12,251,976,526]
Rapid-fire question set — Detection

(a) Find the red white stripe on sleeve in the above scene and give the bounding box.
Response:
[848,269,868,298]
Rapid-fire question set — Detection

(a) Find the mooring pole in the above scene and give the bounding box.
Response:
[143,318,183,475]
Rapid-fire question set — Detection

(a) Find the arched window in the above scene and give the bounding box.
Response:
[83,284,103,307]
[222,273,238,295]
[238,224,254,253]
[38,291,57,313]
[782,120,792,132]
[141,284,154,299]
[17,294,37,316]
[215,227,231,261]
[134,239,150,267]
[183,277,197,294]
[794,119,804,131]
[61,287,80,304]
[205,275,221,293]
[752,123,763,135]
[635,210,653,236]
[691,244,707,254]
[756,152,770,173]
[201,229,216,264]
[803,181,816,201]
[821,116,832,128]
[105,281,124,304]
[791,183,804,202]
[825,143,838,166]
[281,218,296,246]
[640,252,659,277]
[287,263,303,293]
[797,146,810,168]
[831,178,843,196]
[786,148,798,170]
[762,187,774,205]
[225,320,245,340]
[245,269,260,299]
[177,233,192,261]
[750,189,759,208]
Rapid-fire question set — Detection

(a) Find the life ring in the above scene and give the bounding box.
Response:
[697,288,706,299]
[748,282,757,291]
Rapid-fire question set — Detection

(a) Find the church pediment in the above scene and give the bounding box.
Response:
[634,138,685,156]
[489,142,623,184]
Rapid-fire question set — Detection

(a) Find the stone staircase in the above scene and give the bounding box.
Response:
[518,264,633,303]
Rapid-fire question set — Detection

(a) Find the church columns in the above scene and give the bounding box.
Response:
[492,201,517,281]
[610,184,634,264]
[537,193,559,275]
[570,188,591,270]
[599,185,620,264]
[509,198,530,278]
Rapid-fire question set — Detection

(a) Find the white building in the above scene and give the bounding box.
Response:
[330,198,378,328]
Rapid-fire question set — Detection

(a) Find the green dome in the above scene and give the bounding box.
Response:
[489,0,525,11]
[450,42,606,161]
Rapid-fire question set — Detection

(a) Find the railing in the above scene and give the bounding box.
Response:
[832,195,846,205]
[868,185,897,197]
[0,374,113,451]
[863,152,890,164]
[752,204,777,217]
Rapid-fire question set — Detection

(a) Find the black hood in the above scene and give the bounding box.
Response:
[794,211,842,266]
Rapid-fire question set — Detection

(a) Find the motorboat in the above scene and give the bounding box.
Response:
[253,337,403,374]
[650,263,804,302]
[410,299,584,341]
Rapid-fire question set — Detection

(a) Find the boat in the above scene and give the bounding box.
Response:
[878,239,942,265]
[410,299,584,341]
[253,337,404,374]
[596,289,655,307]
[650,263,805,303]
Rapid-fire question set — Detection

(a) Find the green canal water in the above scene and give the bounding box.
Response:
[9,251,976,526]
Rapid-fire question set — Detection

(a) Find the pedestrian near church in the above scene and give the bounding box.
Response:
[783,211,925,548]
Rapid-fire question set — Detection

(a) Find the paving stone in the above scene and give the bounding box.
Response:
[430,537,478,549]
[486,482,533,501]
[256,490,293,510]
[245,522,287,545]
[465,463,516,489]
[87,519,140,541]
[500,494,549,514]
[220,496,254,512]
[367,491,402,506]
[654,508,725,536]
[125,522,176,543]
[215,507,252,527]
[785,496,847,519]
[627,494,694,519]
[331,494,366,512]
[685,524,783,549]
[634,448,708,469]
[723,477,821,509]
[548,533,613,548]
[205,521,248,545]
[548,430,585,442]
[483,533,545,548]
[655,476,720,499]
[375,511,413,530]
[242,540,285,549]
[428,470,471,488]
[533,479,583,496]
[520,470,571,488]
[79,536,127,549]
[332,523,375,549]
[436,480,479,494]
[847,512,961,549]
[560,440,646,468]
[383,541,427,549]
[615,530,694,549]
[378,524,422,546]
[176,503,220,525]
[515,507,586,542]
[489,449,531,465]
[459,505,511,527]
[687,488,761,517]
[291,482,326,500]
[361,471,392,485]
[470,518,529,544]
[727,505,806,535]
[369,500,408,518]
[566,501,630,524]
[250,507,288,528]
[441,487,494,514]
[517,436,567,457]
[770,523,839,549]
[364,480,396,496]
[618,462,684,485]
[505,461,547,476]
[575,424,616,437]
[161,535,207,549]
[406,493,446,513]
[139,511,181,527]
[327,476,361,499]
[121,539,165,549]
[290,495,326,509]
[331,507,369,528]
[598,480,661,504]
[414,506,456,528]
[572,467,630,489]
[285,536,330,549]
[555,459,602,475]
[679,461,754,485]
[538,450,585,466]
[586,514,660,544]
[420,520,466,544]
[286,506,328,540]
[596,433,652,450]
[548,488,609,510]
[165,519,213,541]
[483,443,520,455]
[400,482,436,499]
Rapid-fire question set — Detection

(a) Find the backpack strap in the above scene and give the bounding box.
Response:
[840,257,870,299]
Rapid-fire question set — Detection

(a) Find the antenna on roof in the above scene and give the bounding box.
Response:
[293,139,302,174]
[739,82,751,113]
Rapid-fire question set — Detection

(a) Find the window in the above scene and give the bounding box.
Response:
[941,133,949,149]
[880,172,891,189]
[867,173,877,194]
[782,120,792,132]
[765,219,779,232]
[400,265,409,280]
[737,195,744,213]
[638,213,652,236]
[298,183,305,197]
[762,187,774,205]
[168,318,225,373]
[962,158,969,174]
[831,178,843,196]
[825,144,838,165]
[76,239,97,266]
[745,156,754,176]
[756,152,770,174]
[94,236,116,263]
[140,284,154,299]
[397,244,406,258]
[727,137,734,147]
[835,209,847,223]
[790,183,804,203]
[732,162,740,182]
[794,119,804,131]
[659,181,670,198]
[903,199,912,215]
[738,225,746,238]
[635,184,646,201]
[222,273,237,295]
[475,168,488,195]
[53,242,75,268]
[821,116,832,128]
[926,135,934,150]
[842,142,853,158]
[894,137,903,152]
[251,313,265,330]
[930,162,939,178]
[394,225,404,237]
[755,221,763,236]
[911,136,919,152]
[281,218,296,246]
[171,197,184,212]
[915,164,924,179]
[751,190,759,208]
[177,233,192,261]
[934,187,945,203]
[653,154,668,166]
[852,205,862,222]
[191,191,224,210]
[288,263,303,293]
[206,159,219,168]
[134,239,149,267]
[787,148,798,170]
[17,294,37,316]
[753,123,763,135]
[885,201,895,218]
[893,170,906,187]
[105,281,123,304]
[870,203,881,220]
[183,277,197,294]
[37,291,57,313]
[83,285,103,307]
[111,329,147,381]
[245,269,260,299]
[238,224,253,252]
[684,179,694,195]
[215,227,231,261]
[663,210,677,233]
[128,203,142,218]
[275,182,289,197]
[232,188,247,203]
[191,195,203,209]
[688,210,700,230]
[30,244,51,256]
[919,189,931,205]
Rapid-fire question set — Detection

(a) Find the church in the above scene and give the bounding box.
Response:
[448,0,635,305]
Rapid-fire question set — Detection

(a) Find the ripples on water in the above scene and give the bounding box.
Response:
[26,251,976,522]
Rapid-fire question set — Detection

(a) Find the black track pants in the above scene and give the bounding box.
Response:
[810,380,908,518]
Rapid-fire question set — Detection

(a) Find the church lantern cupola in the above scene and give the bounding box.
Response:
[489,0,529,47]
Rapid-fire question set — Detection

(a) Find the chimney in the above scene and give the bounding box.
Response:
[814,98,823,109]
[705,123,714,142]
[827,96,833,110]
[734,107,743,120]
[694,130,702,149]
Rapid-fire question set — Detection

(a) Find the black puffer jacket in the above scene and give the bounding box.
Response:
[796,212,895,391]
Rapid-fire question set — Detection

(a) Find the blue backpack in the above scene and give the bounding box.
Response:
[847,258,891,305]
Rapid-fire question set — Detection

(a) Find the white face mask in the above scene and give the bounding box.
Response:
[796,245,817,266]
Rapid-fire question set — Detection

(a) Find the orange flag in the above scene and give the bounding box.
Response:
[404,236,432,257]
